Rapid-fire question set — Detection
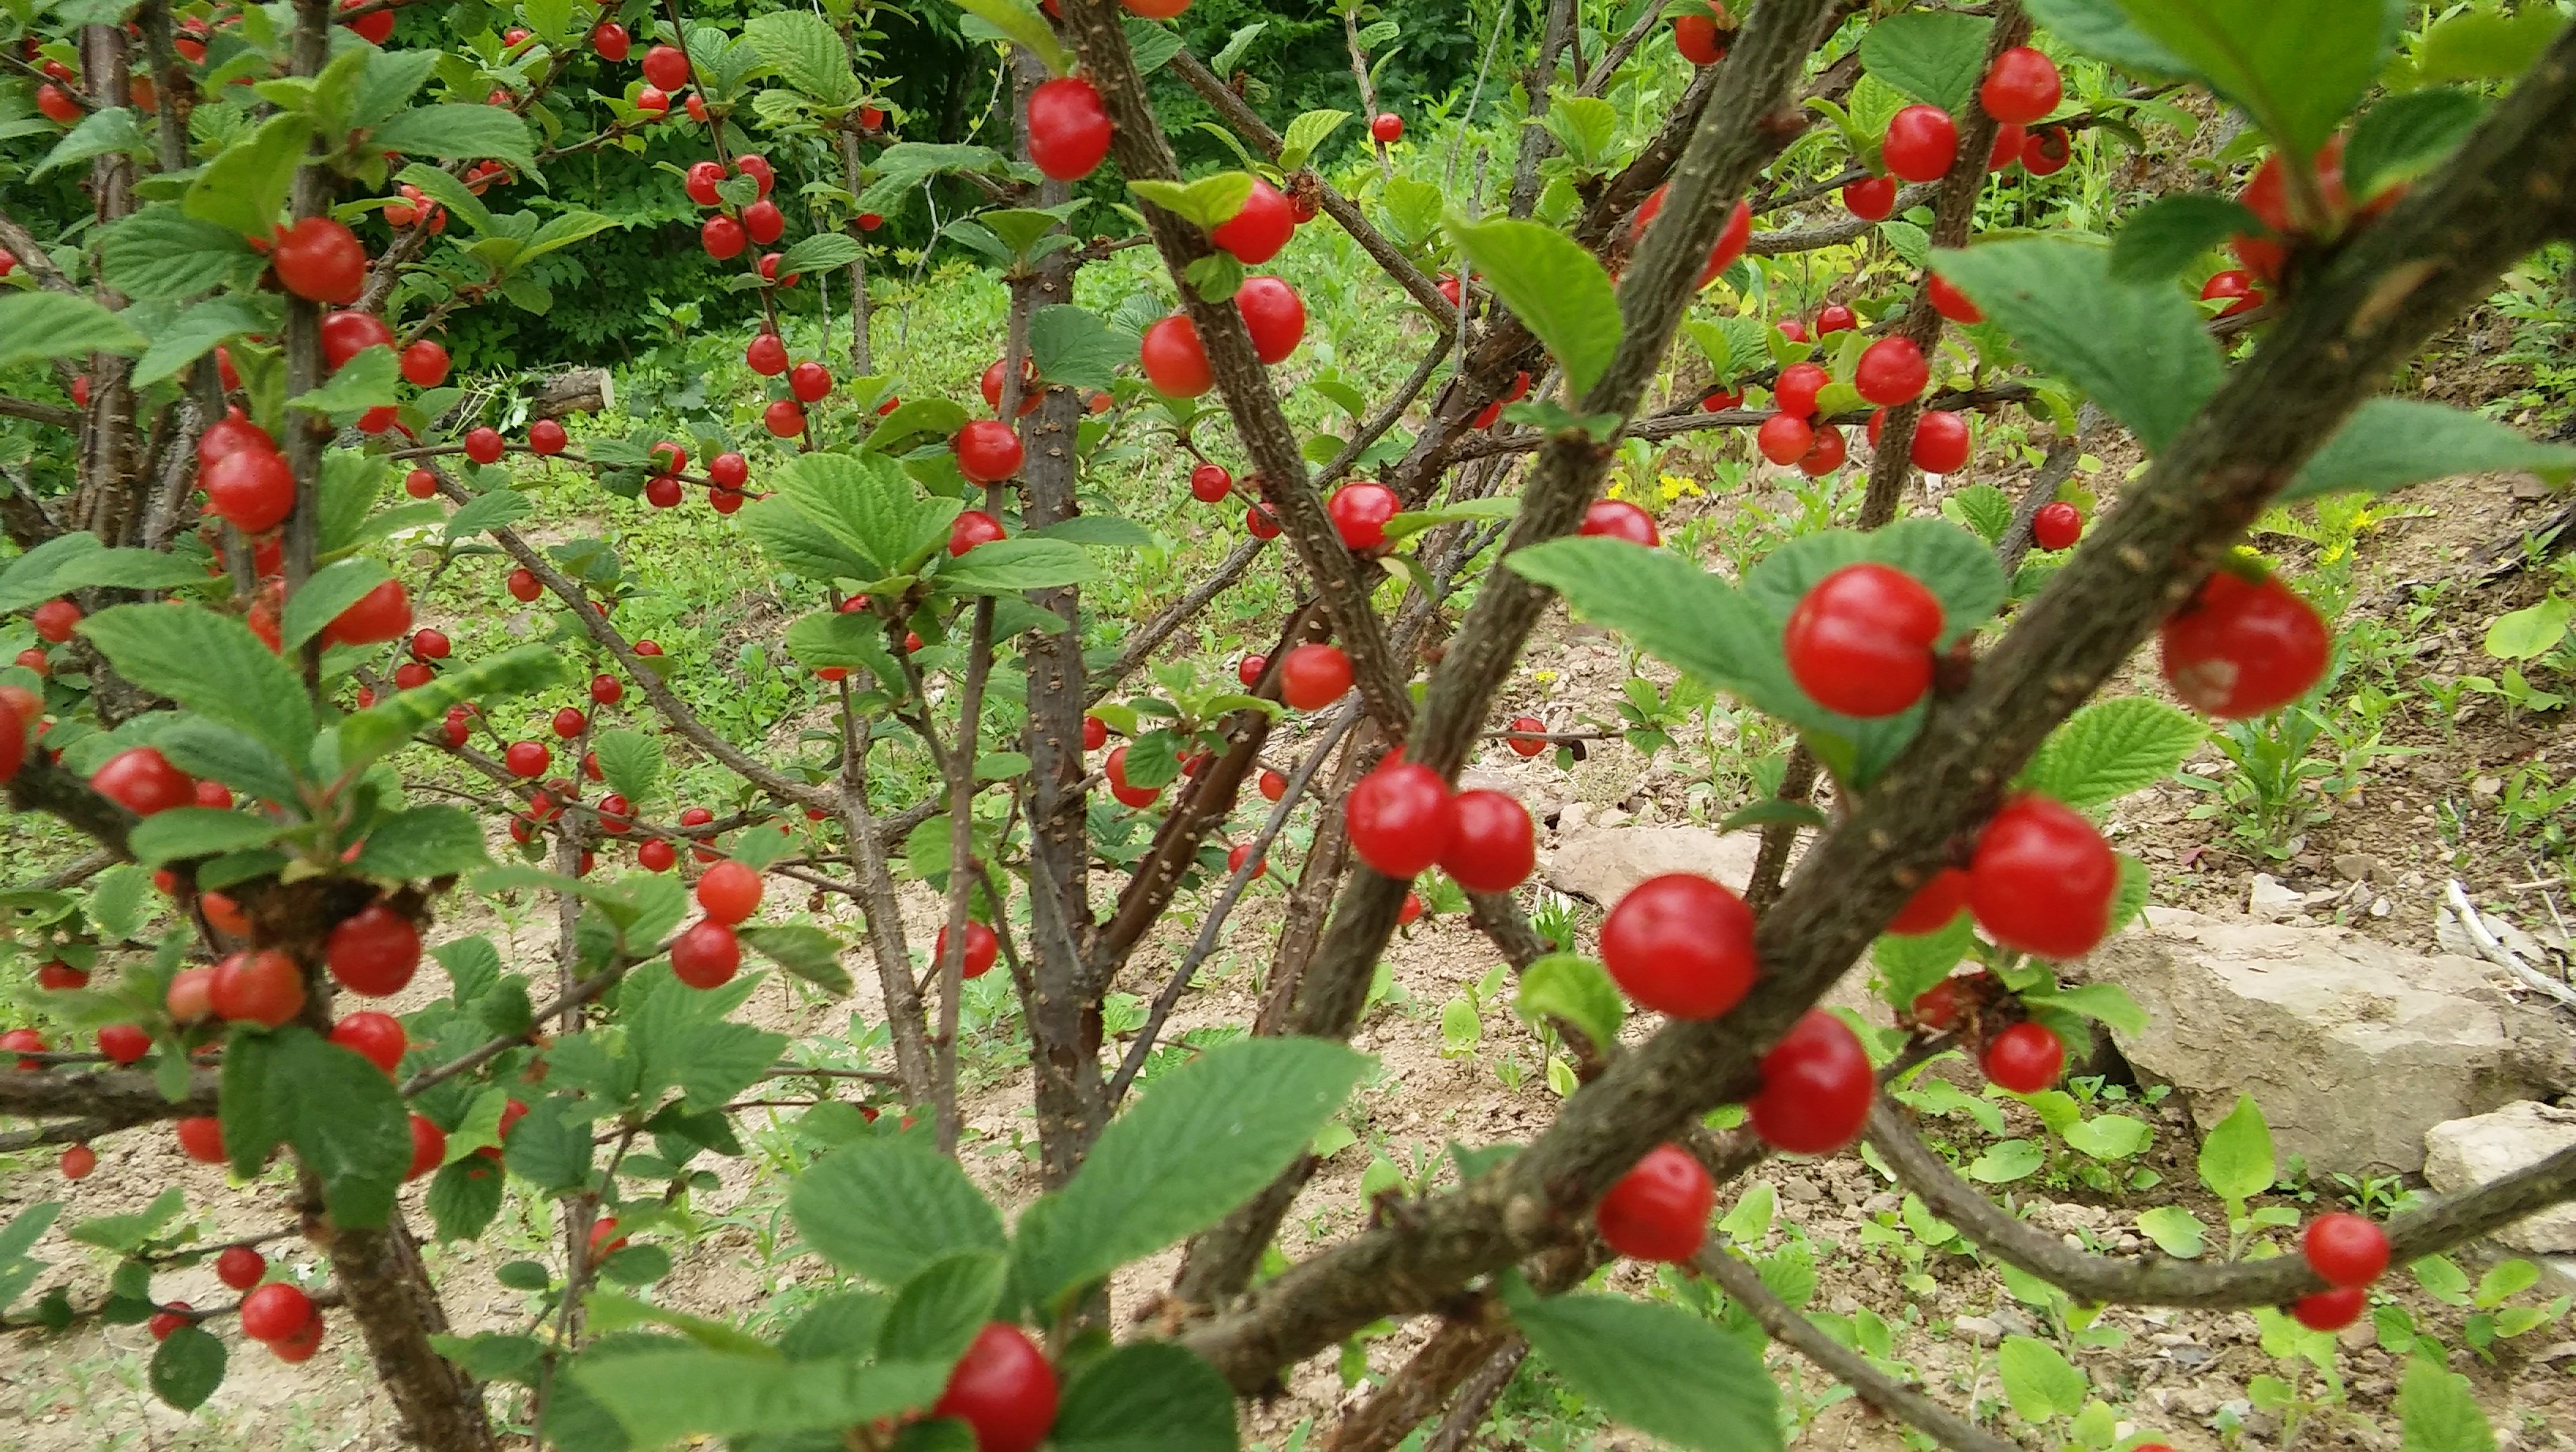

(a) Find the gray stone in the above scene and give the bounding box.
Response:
[2422,1100,2576,1254]
[1541,822,1765,905]
[2247,873,2306,919]
[1950,1315,2004,1346]
[2069,908,2574,1175]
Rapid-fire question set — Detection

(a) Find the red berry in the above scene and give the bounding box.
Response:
[948,509,1008,556]
[167,966,216,1024]
[271,217,366,303]
[1327,481,1398,552]
[635,84,669,117]
[462,425,505,465]
[1236,275,1305,364]
[1757,413,1814,466]
[1082,715,1110,751]
[2031,501,2083,552]
[641,43,688,90]
[1578,499,1658,547]
[1398,891,1425,926]
[2,1027,43,1070]
[953,422,1024,484]
[697,860,763,924]
[934,1323,1058,1452]
[1344,762,1455,880]
[708,452,748,490]
[1748,1010,1873,1154]
[203,447,297,533]
[1370,112,1402,144]
[1259,769,1288,802]
[330,1011,406,1074]
[149,1303,193,1341]
[327,902,421,996]
[1505,716,1547,757]
[339,0,391,42]
[507,568,541,603]
[589,1215,629,1258]
[2023,125,2073,176]
[2159,570,2328,720]
[1437,790,1535,893]
[92,747,195,815]
[2303,1212,2390,1289]
[1887,867,1971,934]
[198,413,276,468]
[399,340,450,394]
[35,960,83,993]
[1210,177,1294,264]
[1671,7,1727,65]
[1595,1143,1714,1261]
[211,949,305,1027]
[216,1245,269,1293]
[593,21,630,58]
[59,1143,95,1180]
[528,419,567,455]
[1630,187,1754,286]
[1139,314,1211,398]
[735,155,775,197]
[1988,122,2027,173]
[320,309,394,370]
[937,921,999,980]
[638,838,676,872]
[36,82,80,123]
[241,1281,314,1342]
[1882,106,1958,182]
[1245,504,1282,540]
[1600,874,1758,1019]
[1854,337,1928,406]
[405,1113,444,1180]
[1026,77,1112,182]
[1968,795,2117,959]
[1782,563,1945,717]
[785,361,832,403]
[1979,46,2061,125]
[1843,175,1897,221]
[28,598,77,643]
[2200,269,2265,318]
[1911,978,1963,1031]
[1982,1021,2063,1092]
[702,215,747,260]
[1277,643,1352,711]
[98,1024,152,1065]
[743,199,784,245]
[1927,272,1982,324]
[270,1314,325,1362]
[745,331,790,376]
[1103,745,1159,808]
[1910,410,1971,473]
[672,919,742,988]
[1774,365,1828,418]
[764,399,806,437]
[324,578,410,647]
[1799,425,1848,477]
[409,627,451,661]
[176,1116,226,1162]
[1237,654,1266,687]
[1190,462,1233,502]
[683,159,726,207]
[644,474,685,509]
[2292,1286,2366,1331]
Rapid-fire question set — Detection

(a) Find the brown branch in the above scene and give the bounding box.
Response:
[0,395,79,429]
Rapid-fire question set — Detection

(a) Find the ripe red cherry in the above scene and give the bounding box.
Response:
[635,84,670,117]
[638,838,676,872]
[462,425,504,465]
[1888,867,1971,934]
[1773,363,1828,419]
[36,959,85,990]
[934,1323,1058,1452]
[702,215,746,260]
[330,1011,406,1073]
[99,1024,151,1065]
[1782,563,1945,717]
[271,1314,325,1363]
[1278,643,1352,711]
[36,83,80,122]
[1245,504,1281,539]
[320,309,394,369]
[1987,122,2027,173]
[938,921,999,980]
[1327,481,1399,551]
[1370,111,1402,144]
[593,21,630,58]
[949,509,1008,556]
[1854,337,1929,406]
[216,1245,267,1291]
[1671,3,1727,65]
[1259,768,1288,801]
[32,598,80,642]
[328,901,421,996]
[271,217,366,303]
[1630,187,1753,286]
[644,474,684,508]
[1227,842,1265,878]
[1843,175,1897,221]
[735,154,775,196]
[2031,501,2083,552]
[324,578,410,646]
[708,452,748,490]
[167,966,216,1024]
[1189,462,1233,502]
[1601,874,1757,1019]
[149,1303,193,1340]
[1809,305,1854,338]
[979,357,1043,417]
[1911,409,1971,473]
[1236,275,1306,364]
[212,949,305,1027]
[697,860,763,923]
[2,1027,43,1070]
[1596,1143,1714,1260]
[2023,125,2073,176]
[528,419,567,455]
[1799,425,1848,477]
[1026,77,1113,182]
[953,421,1024,484]
[641,43,689,90]
[1139,315,1211,397]
[203,447,297,533]
[1345,762,1455,880]
[743,199,784,245]
[2292,1286,2366,1331]
[507,568,541,603]
[682,163,726,208]
[1757,413,1814,466]
[1579,499,1658,547]
[1505,716,1547,757]
[1980,46,2061,125]
[2159,571,2329,719]
[406,1113,445,1180]
[1438,790,1535,893]
[2303,1213,2390,1289]
[1882,105,1958,182]
[1982,1021,2064,1093]
[672,919,742,988]
[587,1215,630,1259]
[1927,272,1982,324]
[746,331,789,376]
[1749,1010,1874,1154]
[548,706,585,739]
[201,888,250,934]
[405,468,438,499]
[1082,715,1110,750]
[764,399,806,437]
[241,1282,314,1342]
[199,412,276,467]
[1211,177,1295,264]
[2200,269,2265,318]
[177,1116,226,1162]
[1911,977,1964,1031]
[93,747,195,815]
[1968,794,2117,959]
[1237,654,1266,687]
[58,1143,95,1180]
[1104,746,1159,808]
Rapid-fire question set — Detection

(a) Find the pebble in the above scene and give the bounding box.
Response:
[1952,1314,2004,1345]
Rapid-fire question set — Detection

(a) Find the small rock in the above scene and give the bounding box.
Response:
[1951,1315,2004,1346]
[1861,1192,1900,1216]
[1990,1306,2039,1339]
[1779,1174,1824,1203]
[2511,476,2553,500]
[2248,873,2306,920]
[2338,1318,2378,1350]
[2333,852,2390,885]
[2423,1101,2576,1253]
[1543,822,1765,904]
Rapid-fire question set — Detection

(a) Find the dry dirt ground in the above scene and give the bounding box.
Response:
[2,459,2571,1451]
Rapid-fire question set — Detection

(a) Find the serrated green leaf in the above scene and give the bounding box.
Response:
[2198,1091,2275,1205]
[2017,697,2203,808]
[185,113,312,238]
[790,1140,1007,1287]
[370,105,534,170]
[0,293,146,371]
[740,924,853,995]
[1277,109,1350,170]
[354,806,489,878]
[1050,1342,1238,1452]
[1998,1334,2086,1421]
[1514,953,1624,1053]
[128,809,288,867]
[1130,173,1257,230]
[2108,194,2266,282]
[1445,212,1619,395]
[573,1351,947,1444]
[336,643,563,771]
[148,1324,227,1411]
[2285,399,2576,500]
[1029,305,1133,393]
[2112,0,2401,158]
[34,105,145,180]
[945,0,1068,73]
[1858,9,1994,114]
[1503,1278,1783,1452]
[290,346,399,417]
[934,537,1095,594]
[2398,1358,2496,1452]
[80,604,312,761]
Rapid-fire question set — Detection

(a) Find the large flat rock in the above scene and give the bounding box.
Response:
[1541,821,1764,906]
[2424,1101,2576,1254]
[2069,908,2574,1175]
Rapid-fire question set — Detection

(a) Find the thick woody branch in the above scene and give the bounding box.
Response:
[0,395,80,429]
[0,1063,220,1125]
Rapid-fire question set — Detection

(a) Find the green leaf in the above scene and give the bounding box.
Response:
[2135,1204,2206,1257]
[185,113,313,238]
[425,1157,505,1240]
[777,233,864,276]
[2284,399,2576,501]
[1124,14,1185,74]
[34,105,145,180]
[856,143,1018,215]
[590,728,663,806]
[574,1351,947,1444]
[99,206,263,302]
[1503,1278,1783,1452]
[290,346,400,417]
[395,162,497,234]
[2108,194,2265,282]
[1874,913,1975,1010]
[370,105,535,170]
[2018,696,2203,808]
[1858,10,1994,115]
[863,396,975,458]
[1931,240,2222,451]
[1514,953,1625,1053]
[2112,0,2402,158]
[79,604,313,761]
[1998,1334,2087,1422]
[280,558,391,652]
[354,806,489,878]
[790,1140,1007,1287]
[1049,1342,1239,1452]
[743,9,863,106]
[503,1095,593,1192]
[1130,173,1258,231]
[66,1188,185,1253]
[149,1324,227,1412]
[2413,7,2567,85]
[336,643,563,771]
[275,1027,412,1228]
[2022,0,2193,73]
[2197,1091,2275,1205]
[133,297,275,387]
[2398,1358,2496,1452]
[2484,597,2570,662]
[2060,1113,2153,1161]
[2024,980,2148,1038]
[1029,305,1133,392]
[934,538,1095,594]
[1028,516,1154,548]
[1968,1140,2046,1181]
[1013,1037,1368,1312]
[129,809,287,868]
[1445,212,1620,395]
[946,0,1069,73]
[741,925,853,995]
[0,293,146,371]
[155,718,300,809]
[2344,88,2483,202]
[444,487,530,541]
[876,1251,1005,1364]
[1277,109,1350,170]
